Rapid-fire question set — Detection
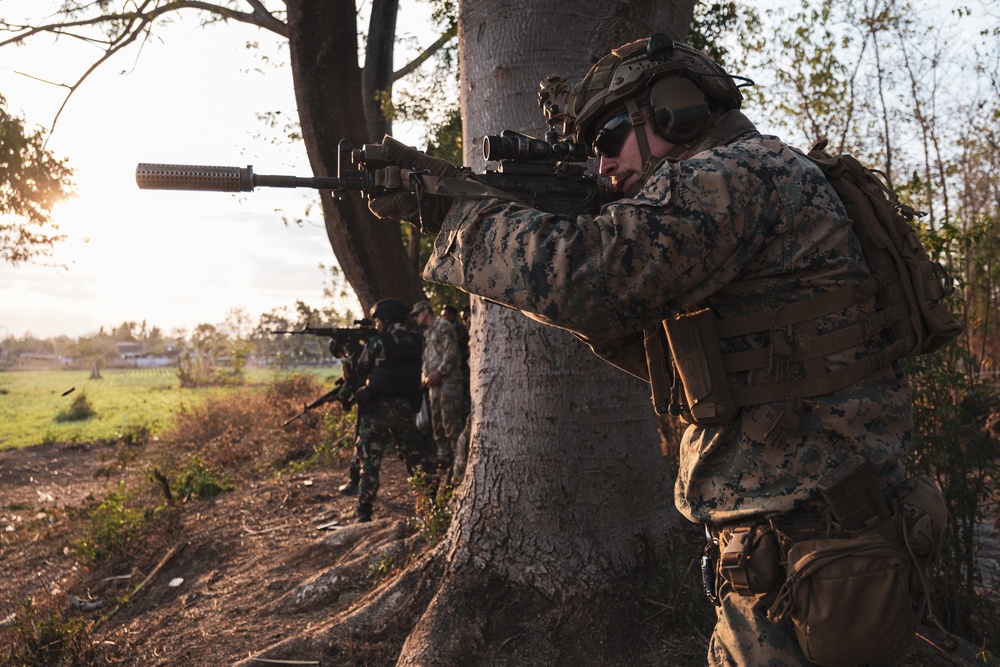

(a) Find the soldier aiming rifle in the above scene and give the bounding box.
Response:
[275,319,375,426]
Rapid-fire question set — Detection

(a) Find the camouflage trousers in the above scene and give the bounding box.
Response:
[428,378,465,469]
[708,585,810,666]
[353,396,431,515]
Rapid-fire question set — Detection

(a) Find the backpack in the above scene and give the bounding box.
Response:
[799,141,963,357]
[646,141,964,422]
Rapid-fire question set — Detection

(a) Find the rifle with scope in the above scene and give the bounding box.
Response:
[135,131,616,217]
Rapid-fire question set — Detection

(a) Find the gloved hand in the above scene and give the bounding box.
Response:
[368,136,465,232]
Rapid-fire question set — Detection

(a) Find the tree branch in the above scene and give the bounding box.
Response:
[0,0,290,136]
[392,25,456,83]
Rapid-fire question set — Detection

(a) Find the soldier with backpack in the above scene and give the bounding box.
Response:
[367,34,954,665]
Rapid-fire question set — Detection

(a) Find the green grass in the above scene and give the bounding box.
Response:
[0,367,332,451]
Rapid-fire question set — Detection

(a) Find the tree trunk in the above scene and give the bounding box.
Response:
[362,0,400,142]
[285,0,425,311]
[391,2,697,664]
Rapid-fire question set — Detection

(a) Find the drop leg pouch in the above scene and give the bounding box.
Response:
[768,530,916,666]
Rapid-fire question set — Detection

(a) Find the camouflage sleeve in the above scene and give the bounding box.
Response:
[424,320,459,377]
[423,145,783,342]
[435,322,459,377]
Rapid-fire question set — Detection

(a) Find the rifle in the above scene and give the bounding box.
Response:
[271,320,376,359]
[283,376,359,427]
[276,322,374,425]
[282,350,369,426]
[135,131,616,217]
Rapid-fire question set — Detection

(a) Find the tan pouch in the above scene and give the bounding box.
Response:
[769,531,915,666]
[898,475,948,561]
[718,524,781,595]
[664,309,735,424]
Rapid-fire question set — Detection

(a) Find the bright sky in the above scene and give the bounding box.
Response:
[0,2,432,340]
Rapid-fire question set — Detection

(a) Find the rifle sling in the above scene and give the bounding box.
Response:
[416,174,520,202]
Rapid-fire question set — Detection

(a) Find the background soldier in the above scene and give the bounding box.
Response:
[350,298,433,523]
[440,303,471,419]
[411,300,465,481]
[332,329,372,497]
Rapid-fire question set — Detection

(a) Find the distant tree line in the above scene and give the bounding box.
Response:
[0,299,364,371]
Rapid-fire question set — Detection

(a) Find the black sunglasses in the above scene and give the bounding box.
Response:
[591,108,634,158]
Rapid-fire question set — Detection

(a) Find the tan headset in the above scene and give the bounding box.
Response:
[647,74,712,144]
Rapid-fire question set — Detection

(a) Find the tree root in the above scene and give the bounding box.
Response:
[232,535,446,666]
[234,528,708,666]
[393,567,702,667]
[269,520,418,614]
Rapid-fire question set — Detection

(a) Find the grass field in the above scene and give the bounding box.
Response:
[0,366,337,451]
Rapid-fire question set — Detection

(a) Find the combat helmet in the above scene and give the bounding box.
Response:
[571,34,746,149]
[370,298,410,324]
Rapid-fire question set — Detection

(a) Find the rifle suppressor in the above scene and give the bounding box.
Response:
[135,163,355,192]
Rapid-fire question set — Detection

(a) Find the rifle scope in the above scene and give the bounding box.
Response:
[482,131,590,163]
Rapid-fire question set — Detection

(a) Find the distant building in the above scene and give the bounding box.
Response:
[115,342,172,367]
[116,342,144,358]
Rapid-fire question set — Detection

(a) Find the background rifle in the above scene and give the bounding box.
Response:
[282,375,362,427]
[276,321,374,426]
[135,131,616,217]
[271,319,375,359]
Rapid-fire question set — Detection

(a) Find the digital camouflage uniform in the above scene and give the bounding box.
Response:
[422,110,913,664]
[449,316,472,477]
[352,324,432,521]
[422,316,465,471]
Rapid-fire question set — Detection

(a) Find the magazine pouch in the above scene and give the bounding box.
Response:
[663,308,735,424]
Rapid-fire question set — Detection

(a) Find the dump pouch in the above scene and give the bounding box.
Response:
[664,309,735,424]
[769,531,916,666]
[897,475,949,571]
[764,460,943,665]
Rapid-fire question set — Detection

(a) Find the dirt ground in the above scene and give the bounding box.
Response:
[3,439,998,666]
[0,440,420,665]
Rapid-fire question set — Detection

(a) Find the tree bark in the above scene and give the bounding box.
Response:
[390,2,697,664]
[362,0,400,141]
[285,0,425,311]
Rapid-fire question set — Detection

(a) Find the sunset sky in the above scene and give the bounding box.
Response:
[1,2,434,339]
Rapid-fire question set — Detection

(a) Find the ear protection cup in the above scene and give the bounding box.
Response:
[648,75,711,144]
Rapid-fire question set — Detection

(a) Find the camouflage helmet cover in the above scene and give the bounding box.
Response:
[571,34,744,146]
